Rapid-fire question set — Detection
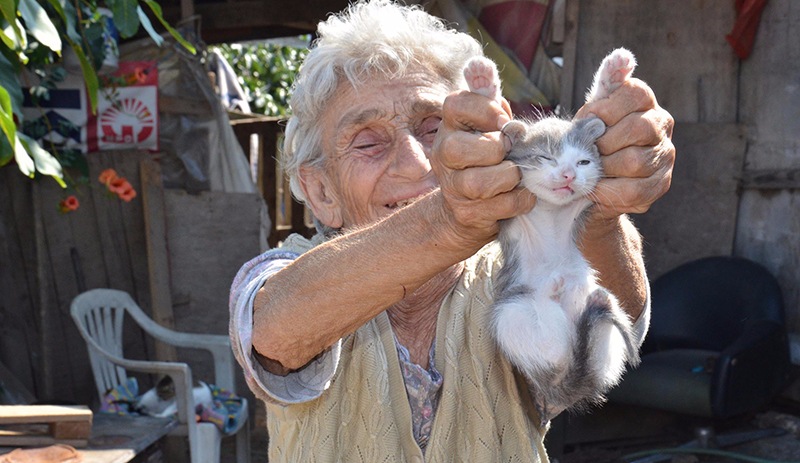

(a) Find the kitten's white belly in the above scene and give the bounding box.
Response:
[506,209,597,321]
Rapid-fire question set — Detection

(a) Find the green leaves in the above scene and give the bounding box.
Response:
[0,85,64,184]
[214,40,309,117]
[19,131,64,186]
[106,0,139,38]
[18,0,61,54]
[0,0,24,50]
[142,0,195,54]
[0,84,17,166]
[136,5,162,46]
[1,0,197,188]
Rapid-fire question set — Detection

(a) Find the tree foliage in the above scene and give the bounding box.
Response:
[212,39,308,117]
[0,0,193,186]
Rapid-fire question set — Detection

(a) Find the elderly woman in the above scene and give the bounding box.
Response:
[229,0,674,461]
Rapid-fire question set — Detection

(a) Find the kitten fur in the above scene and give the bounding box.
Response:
[463,48,641,425]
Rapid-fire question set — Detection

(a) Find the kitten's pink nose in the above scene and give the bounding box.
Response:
[561,168,575,183]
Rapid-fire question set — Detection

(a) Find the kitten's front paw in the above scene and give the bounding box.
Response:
[464,56,500,100]
[600,48,637,92]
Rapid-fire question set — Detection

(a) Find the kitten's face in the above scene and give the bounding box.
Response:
[520,144,600,205]
[504,117,605,206]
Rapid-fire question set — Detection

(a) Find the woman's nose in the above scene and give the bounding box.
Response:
[389,134,431,180]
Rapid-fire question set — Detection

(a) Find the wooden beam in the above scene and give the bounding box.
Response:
[740,168,800,190]
[140,159,178,362]
[559,0,579,112]
[174,0,351,36]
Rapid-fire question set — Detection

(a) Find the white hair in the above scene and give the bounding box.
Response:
[282,0,483,203]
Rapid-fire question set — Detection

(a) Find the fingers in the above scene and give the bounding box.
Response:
[596,107,675,155]
[430,90,532,241]
[434,130,507,169]
[576,78,656,125]
[450,161,521,199]
[591,137,675,216]
[441,90,511,132]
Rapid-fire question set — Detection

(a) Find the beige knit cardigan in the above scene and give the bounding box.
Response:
[253,236,549,462]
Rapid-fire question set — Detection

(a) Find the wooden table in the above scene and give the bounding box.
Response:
[1,414,176,463]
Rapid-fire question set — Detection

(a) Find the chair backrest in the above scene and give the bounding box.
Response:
[644,256,785,352]
[70,289,143,400]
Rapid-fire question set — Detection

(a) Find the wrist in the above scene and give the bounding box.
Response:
[426,189,496,259]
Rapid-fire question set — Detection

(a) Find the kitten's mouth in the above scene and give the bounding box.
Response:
[553,186,575,195]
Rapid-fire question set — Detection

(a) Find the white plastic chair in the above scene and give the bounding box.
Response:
[70,288,251,463]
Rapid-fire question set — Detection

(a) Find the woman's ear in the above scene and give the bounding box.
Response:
[298,167,343,229]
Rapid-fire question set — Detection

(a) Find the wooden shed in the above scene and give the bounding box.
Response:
[0,0,798,456]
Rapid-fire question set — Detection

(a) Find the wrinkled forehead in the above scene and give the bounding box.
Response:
[324,70,455,130]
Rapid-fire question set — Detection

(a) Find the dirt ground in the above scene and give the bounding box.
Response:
[225,399,800,463]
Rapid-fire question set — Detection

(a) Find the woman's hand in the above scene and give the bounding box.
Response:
[430,90,536,248]
[576,78,675,222]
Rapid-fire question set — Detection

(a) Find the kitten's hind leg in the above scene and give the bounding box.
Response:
[586,48,637,102]
[576,288,640,393]
[464,56,501,100]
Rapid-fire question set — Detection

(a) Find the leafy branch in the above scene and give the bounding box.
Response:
[0,0,194,187]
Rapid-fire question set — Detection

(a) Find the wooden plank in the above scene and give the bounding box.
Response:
[0,171,39,396]
[631,123,746,279]
[51,421,92,440]
[740,168,800,190]
[0,405,91,424]
[736,0,800,170]
[32,181,63,401]
[559,0,579,112]
[0,405,91,447]
[140,159,178,363]
[733,0,800,335]
[162,0,351,42]
[159,94,211,116]
[0,434,87,448]
[570,0,738,121]
[164,189,262,380]
[735,191,800,334]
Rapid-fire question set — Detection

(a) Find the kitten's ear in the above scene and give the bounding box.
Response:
[575,117,606,143]
[501,120,526,146]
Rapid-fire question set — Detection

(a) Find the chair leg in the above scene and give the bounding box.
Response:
[195,423,222,463]
[236,420,252,463]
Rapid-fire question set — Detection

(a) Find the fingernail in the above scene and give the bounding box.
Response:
[502,134,512,151]
[497,114,510,130]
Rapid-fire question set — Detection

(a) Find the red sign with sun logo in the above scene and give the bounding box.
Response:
[88,61,159,152]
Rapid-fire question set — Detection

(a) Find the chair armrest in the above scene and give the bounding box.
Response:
[83,338,195,426]
[711,320,791,418]
[125,309,237,390]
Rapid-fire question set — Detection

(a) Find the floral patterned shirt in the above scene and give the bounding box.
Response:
[395,337,442,451]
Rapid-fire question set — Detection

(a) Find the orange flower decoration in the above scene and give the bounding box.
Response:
[134,67,147,84]
[59,195,80,213]
[118,187,137,202]
[98,168,118,185]
[108,177,131,195]
[98,168,137,202]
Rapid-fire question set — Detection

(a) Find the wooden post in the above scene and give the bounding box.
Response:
[140,159,177,362]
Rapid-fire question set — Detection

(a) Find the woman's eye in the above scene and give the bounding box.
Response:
[418,116,442,139]
[351,130,385,156]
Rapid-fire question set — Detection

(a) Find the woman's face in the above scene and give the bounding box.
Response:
[308,72,454,229]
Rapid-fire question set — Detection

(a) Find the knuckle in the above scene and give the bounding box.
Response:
[626,78,656,108]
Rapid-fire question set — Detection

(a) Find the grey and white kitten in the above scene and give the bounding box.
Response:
[463,49,641,424]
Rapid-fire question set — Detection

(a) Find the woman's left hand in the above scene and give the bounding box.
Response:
[576,78,675,220]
